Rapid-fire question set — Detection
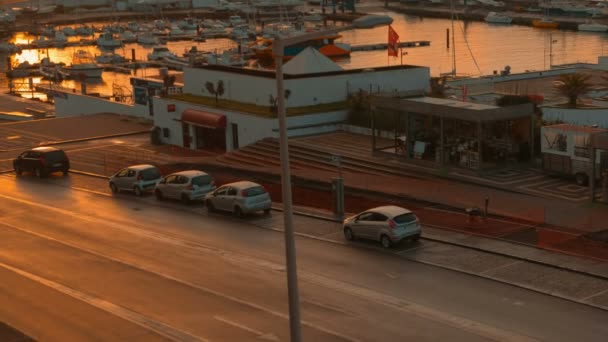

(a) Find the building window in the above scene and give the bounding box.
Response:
[163,128,170,138]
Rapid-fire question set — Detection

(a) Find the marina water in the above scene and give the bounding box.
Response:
[3,9,608,99]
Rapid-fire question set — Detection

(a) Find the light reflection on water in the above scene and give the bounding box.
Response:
[2,10,608,99]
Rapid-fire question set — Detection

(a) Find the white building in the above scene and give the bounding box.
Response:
[54,48,430,152]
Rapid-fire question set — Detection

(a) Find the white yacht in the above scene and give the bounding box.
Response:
[75,25,94,36]
[62,50,104,78]
[484,12,513,24]
[137,32,160,45]
[119,30,137,43]
[95,51,128,64]
[203,24,229,38]
[147,46,178,61]
[228,15,244,27]
[578,21,608,32]
[62,26,77,36]
[97,32,123,49]
[178,17,199,31]
[230,24,256,39]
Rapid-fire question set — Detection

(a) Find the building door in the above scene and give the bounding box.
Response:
[194,126,226,152]
[231,123,239,150]
[182,122,191,148]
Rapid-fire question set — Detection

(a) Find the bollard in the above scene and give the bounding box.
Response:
[332,177,344,220]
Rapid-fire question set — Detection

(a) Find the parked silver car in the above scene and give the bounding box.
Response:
[205,181,272,217]
[342,205,422,248]
[155,170,216,204]
[109,164,162,196]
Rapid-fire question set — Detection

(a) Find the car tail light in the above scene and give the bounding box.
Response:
[241,189,248,197]
[39,157,45,165]
[137,173,143,180]
[186,184,193,190]
[388,219,396,229]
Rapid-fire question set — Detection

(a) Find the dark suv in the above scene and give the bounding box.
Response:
[14,146,70,178]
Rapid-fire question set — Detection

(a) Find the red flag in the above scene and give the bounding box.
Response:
[388,25,399,57]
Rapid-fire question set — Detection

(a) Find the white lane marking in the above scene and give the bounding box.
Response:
[0,260,208,342]
[581,287,608,301]
[0,221,360,342]
[213,316,279,341]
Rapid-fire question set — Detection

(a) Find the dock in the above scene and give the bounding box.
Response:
[351,40,431,52]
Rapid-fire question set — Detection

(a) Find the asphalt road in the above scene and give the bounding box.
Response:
[0,174,607,342]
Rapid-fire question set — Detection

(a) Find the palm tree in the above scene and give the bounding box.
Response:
[205,80,225,104]
[553,73,593,108]
[269,89,292,114]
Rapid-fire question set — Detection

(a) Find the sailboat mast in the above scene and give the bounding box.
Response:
[450,0,456,76]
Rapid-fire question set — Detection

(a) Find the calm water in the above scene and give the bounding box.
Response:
[2,9,608,99]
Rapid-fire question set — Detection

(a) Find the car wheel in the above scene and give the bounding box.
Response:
[110,183,118,194]
[35,168,44,178]
[14,166,22,175]
[181,194,191,205]
[575,173,589,186]
[344,227,355,241]
[263,208,271,215]
[62,169,69,175]
[134,186,143,197]
[155,189,164,201]
[206,200,215,212]
[380,235,392,249]
[411,234,421,243]
[234,206,243,218]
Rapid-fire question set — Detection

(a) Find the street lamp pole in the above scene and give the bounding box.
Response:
[274,38,302,342]
[271,15,392,341]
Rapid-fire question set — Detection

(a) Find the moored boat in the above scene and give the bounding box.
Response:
[532,17,559,29]
[62,50,104,78]
[578,21,608,32]
[484,12,512,24]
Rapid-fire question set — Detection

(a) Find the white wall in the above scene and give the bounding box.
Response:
[182,66,430,108]
[192,0,219,8]
[542,106,608,128]
[54,92,149,118]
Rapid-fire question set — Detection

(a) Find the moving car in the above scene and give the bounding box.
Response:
[205,181,271,217]
[155,170,216,204]
[109,164,162,196]
[13,146,70,178]
[342,205,421,248]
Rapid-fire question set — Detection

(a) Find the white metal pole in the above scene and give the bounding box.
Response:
[274,38,302,342]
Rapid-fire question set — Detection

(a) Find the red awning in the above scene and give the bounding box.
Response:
[182,109,226,129]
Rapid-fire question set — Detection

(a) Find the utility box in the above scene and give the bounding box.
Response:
[332,177,344,219]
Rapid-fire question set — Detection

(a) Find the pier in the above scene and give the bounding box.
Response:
[351,40,431,52]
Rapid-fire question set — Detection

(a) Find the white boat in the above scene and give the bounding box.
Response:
[0,41,20,53]
[75,25,95,36]
[147,46,178,61]
[62,26,77,36]
[62,50,104,78]
[352,14,394,28]
[97,32,122,49]
[230,24,256,39]
[137,32,160,45]
[178,17,199,31]
[127,22,140,32]
[40,64,69,81]
[578,21,608,32]
[484,11,512,24]
[168,25,185,36]
[32,31,67,48]
[203,24,229,37]
[119,30,137,43]
[154,19,169,30]
[302,12,324,22]
[228,15,244,27]
[95,51,128,64]
[201,50,247,67]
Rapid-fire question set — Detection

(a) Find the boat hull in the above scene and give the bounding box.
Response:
[62,66,104,78]
[532,19,559,29]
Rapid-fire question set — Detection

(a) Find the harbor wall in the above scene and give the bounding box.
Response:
[54,92,145,118]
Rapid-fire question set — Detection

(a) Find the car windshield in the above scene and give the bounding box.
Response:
[140,167,161,180]
[393,213,417,224]
[44,150,66,163]
[191,175,212,186]
[244,186,266,197]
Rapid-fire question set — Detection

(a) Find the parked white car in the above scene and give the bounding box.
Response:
[155,170,216,204]
[109,164,162,196]
[205,181,271,217]
[342,205,422,248]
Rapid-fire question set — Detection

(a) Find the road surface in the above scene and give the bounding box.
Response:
[0,174,606,341]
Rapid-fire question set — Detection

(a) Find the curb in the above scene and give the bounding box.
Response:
[264,209,608,312]
[69,169,110,180]
[273,206,608,281]
[0,130,150,153]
